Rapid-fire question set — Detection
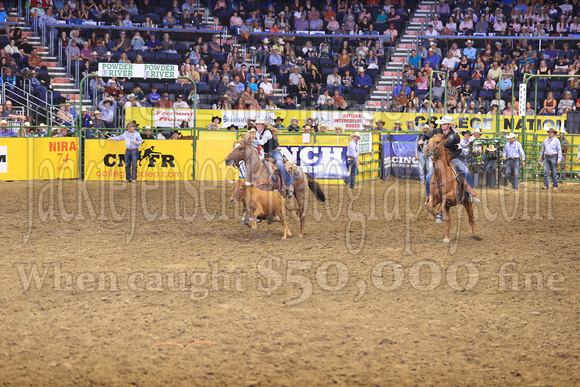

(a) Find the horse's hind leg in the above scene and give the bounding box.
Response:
[296,189,306,237]
[443,204,451,243]
[464,200,476,236]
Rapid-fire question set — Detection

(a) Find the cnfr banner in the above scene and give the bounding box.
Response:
[0,138,78,180]
[84,139,193,181]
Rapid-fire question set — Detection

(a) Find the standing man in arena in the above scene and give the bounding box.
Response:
[415,124,431,185]
[345,132,360,189]
[502,132,526,191]
[252,119,294,198]
[107,122,143,183]
[539,128,562,190]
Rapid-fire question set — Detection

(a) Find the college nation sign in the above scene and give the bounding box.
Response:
[98,63,179,79]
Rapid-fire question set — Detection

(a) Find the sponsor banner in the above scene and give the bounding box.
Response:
[359,132,373,154]
[127,108,376,134]
[375,113,567,134]
[388,134,420,179]
[280,145,348,179]
[310,111,374,132]
[0,138,78,180]
[0,145,6,173]
[98,63,179,79]
[84,139,193,181]
[153,108,193,128]
[381,135,390,181]
[222,110,276,127]
[32,138,79,179]
[381,134,420,180]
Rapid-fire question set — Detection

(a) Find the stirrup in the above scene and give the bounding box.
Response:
[469,194,480,203]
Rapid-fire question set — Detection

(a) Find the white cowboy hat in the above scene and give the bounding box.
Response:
[247,128,257,133]
[487,144,497,152]
[435,115,455,125]
[144,125,152,129]
[506,132,517,139]
[394,120,401,124]
[473,128,482,133]
[0,120,7,125]
[350,132,361,138]
[263,38,270,44]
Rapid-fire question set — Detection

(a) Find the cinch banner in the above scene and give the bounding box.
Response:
[98,63,179,79]
[0,138,79,180]
[84,139,193,181]
[279,145,348,179]
[381,134,420,180]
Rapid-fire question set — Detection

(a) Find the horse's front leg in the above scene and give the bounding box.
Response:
[435,195,446,224]
[443,204,451,243]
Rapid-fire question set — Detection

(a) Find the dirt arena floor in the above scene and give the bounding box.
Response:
[0,178,579,386]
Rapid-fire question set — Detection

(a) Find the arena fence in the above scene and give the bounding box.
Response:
[1,111,578,183]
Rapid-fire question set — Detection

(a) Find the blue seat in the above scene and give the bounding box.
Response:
[479,89,494,99]
[154,52,168,63]
[469,79,481,89]
[197,84,211,94]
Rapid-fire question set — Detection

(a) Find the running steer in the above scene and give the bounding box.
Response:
[227,179,291,239]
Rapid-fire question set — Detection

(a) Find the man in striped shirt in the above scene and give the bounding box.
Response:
[538,128,562,190]
[108,122,143,183]
[502,132,526,191]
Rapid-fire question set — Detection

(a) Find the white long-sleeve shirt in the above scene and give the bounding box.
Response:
[110,130,143,150]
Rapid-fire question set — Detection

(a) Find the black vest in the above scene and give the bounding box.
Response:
[261,129,279,154]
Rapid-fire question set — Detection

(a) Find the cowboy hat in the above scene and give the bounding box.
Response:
[506,132,517,139]
[375,119,385,124]
[275,116,284,122]
[487,144,497,152]
[350,132,361,138]
[211,116,222,123]
[435,115,455,125]
[227,124,239,130]
[461,130,472,136]
[255,118,267,125]
[263,38,270,44]
[93,110,101,115]
[247,128,257,133]
[547,127,557,133]
[473,128,482,133]
[0,120,7,125]
[144,125,152,129]
[394,120,401,124]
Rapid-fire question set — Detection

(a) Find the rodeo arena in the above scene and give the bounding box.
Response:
[2,0,580,384]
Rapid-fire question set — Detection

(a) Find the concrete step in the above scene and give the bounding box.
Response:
[53,84,77,90]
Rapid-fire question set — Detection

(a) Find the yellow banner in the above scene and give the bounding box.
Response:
[0,138,78,180]
[373,112,567,134]
[84,139,193,181]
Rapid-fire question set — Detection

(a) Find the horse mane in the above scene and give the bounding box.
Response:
[430,134,452,164]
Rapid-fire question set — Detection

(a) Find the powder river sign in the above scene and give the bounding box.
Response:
[98,63,179,79]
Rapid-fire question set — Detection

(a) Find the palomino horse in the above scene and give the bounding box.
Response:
[423,134,476,243]
[225,134,326,237]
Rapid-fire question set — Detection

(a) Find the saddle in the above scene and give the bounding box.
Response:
[260,158,301,197]
[448,164,476,201]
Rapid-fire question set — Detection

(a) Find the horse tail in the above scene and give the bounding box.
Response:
[306,173,326,202]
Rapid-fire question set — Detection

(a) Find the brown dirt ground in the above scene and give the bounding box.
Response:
[0,178,579,386]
